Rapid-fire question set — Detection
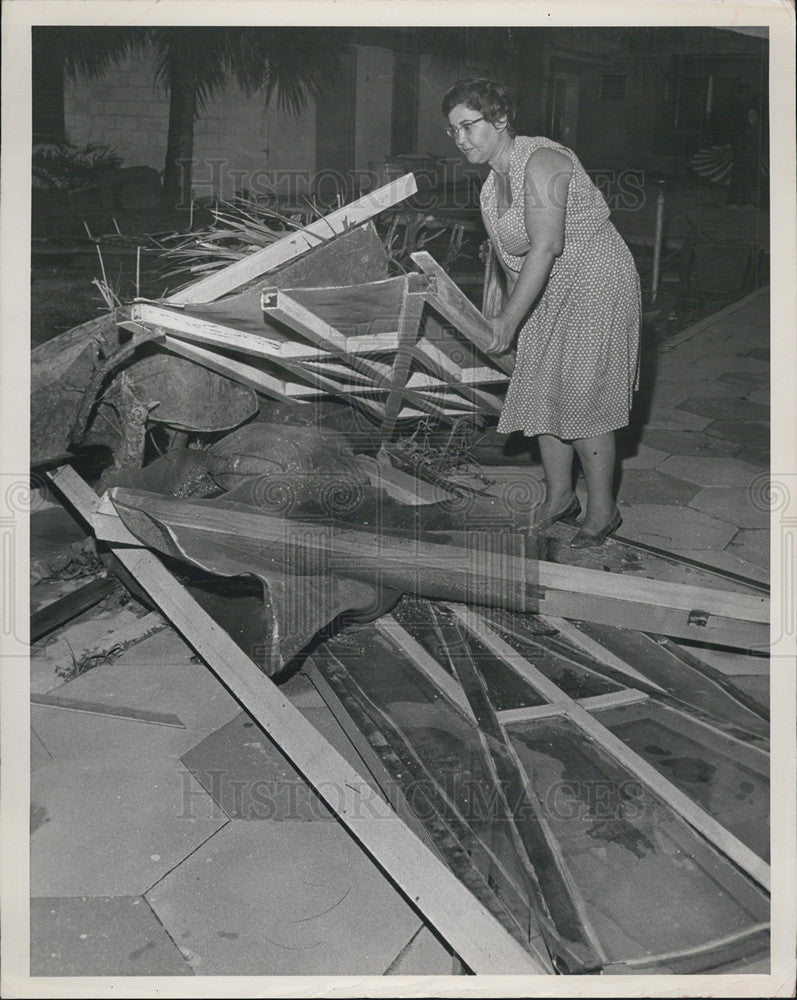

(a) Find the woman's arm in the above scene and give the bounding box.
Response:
[488,147,572,353]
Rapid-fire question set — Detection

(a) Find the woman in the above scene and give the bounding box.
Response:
[442,78,641,547]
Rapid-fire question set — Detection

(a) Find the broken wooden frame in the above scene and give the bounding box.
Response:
[88,171,510,439]
[45,464,547,975]
[309,601,770,974]
[125,266,509,437]
[449,604,770,892]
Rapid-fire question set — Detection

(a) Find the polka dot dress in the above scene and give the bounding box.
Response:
[482,136,641,439]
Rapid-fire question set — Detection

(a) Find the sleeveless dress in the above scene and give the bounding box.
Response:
[481,135,641,439]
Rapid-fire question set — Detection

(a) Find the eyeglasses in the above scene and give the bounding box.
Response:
[445,117,485,140]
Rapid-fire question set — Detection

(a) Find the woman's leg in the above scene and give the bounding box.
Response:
[537,433,576,517]
[572,430,617,531]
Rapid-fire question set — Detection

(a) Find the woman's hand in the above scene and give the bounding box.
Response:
[487,313,516,354]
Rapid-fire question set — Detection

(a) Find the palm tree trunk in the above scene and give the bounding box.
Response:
[161,58,197,210]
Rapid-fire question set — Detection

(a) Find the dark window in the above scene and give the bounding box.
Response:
[599,73,627,102]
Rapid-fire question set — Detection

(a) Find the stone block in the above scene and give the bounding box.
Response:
[146,820,423,975]
[689,487,769,529]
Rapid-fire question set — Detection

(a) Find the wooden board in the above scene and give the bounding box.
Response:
[167,173,418,304]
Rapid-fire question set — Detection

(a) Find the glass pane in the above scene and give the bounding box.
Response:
[484,609,623,700]
[507,716,769,964]
[600,705,769,862]
[322,625,536,938]
[391,599,548,711]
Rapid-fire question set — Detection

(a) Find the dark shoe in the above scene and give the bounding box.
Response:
[529,494,582,533]
[569,508,622,549]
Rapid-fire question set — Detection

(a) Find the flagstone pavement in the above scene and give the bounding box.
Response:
[25,287,773,981]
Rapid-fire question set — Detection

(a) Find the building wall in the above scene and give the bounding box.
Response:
[354,45,393,177]
[65,47,318,201]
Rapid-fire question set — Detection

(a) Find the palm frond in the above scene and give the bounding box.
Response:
[36,26,149,80]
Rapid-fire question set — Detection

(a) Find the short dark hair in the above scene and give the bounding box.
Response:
[441,78,516,133]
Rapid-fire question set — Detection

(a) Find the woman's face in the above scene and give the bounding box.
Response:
[447,102,506,162]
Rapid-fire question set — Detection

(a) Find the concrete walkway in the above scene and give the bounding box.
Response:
[27,288,771,978]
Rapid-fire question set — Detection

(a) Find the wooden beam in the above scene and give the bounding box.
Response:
[538,616,668,692]
[411,251,515,374]
[96,491,770,650]
[381,289,428,440]
[414,325,505,415]
[449,604,771,891]
[45,465,546,975]
[128,305,403,361]
[167,173,418,304]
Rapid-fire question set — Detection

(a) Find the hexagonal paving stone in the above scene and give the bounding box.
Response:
[677,398,770,422]
[658,455,765,489]
[31,896,193,976]
[181,712,335,823]
[31,728,51,772]
[643,408,713,432]
[30,707,227,897]
[618,469,701,506]
[616,504,739,550]
[618,444,671,469]
[689,487,770,529]
[685,355,770,379]
[146,820,423,975]
[38,629,242,738]
[665,546,770,585]
[718,372,769,390]
[746,389,769,406]
[704,420,769,452]
[736,445,770,468]
[726,529,769,568]
[638,429,742,459]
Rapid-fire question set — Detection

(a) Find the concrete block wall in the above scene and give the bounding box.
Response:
[65,51,169,175]
[65,47,317,201]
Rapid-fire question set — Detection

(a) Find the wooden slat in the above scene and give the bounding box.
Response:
[127,306,401,360]
[159,328,387,422]
[45,465,546,975]
[411,251,515,374]
[160,337,289,402]
[167,174,418,304]
[30,575,117,642]
[312,647,545,959]
[381,289,428,440]
[374,616,473,719]
[539,616,668,692]
[414,325,505,415]
[450,604,771,891]
[497,689,649,726]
